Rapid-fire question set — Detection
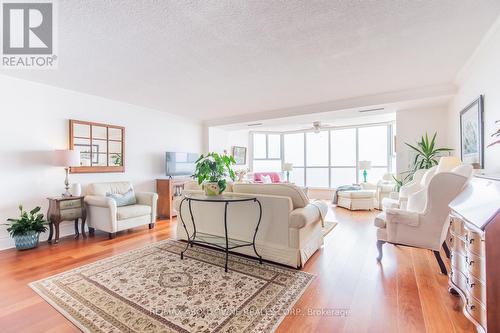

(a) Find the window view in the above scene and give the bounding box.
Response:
[252,123,393,188]
[252,133,282,172]
[331,128,357,187]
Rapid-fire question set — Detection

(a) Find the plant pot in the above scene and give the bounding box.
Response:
[204,182,222,196]
[13,231,40,250]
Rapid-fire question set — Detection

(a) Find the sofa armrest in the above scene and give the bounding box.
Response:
[385,208,419,227]
[84,195,116,208]
[135,192,158,206]
[289,202,327,228]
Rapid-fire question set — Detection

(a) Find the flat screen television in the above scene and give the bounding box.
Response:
[165,152,199,177]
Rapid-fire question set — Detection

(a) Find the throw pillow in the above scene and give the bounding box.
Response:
[106,188,137,207]
[261,175,272,184]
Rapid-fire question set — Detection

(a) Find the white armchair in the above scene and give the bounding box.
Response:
[382,156,463,211]
[374,170,470,274]
[84,182,158,239]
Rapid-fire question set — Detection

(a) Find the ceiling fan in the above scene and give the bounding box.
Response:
[310,121,331,133]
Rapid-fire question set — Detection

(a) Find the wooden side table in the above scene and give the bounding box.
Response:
[47,196,87,244]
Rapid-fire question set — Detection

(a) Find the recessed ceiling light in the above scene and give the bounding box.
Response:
[247,123,263,127]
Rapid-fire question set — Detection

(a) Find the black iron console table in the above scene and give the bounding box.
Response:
[179,193,263,272]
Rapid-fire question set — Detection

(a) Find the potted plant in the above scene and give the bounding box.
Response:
[4,205,48,250]
[405,132,453,176]
[194,152,236,196]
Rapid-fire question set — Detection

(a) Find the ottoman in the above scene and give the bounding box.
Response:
[337,190,376,210]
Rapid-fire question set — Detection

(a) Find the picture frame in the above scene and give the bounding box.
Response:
[232,146,247,165]
[460,95,484,168]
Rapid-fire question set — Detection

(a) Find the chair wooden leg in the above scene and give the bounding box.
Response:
[442,241,451,259]
[376,240,385,261]
[108,232,116,239]
[433,250,447,275]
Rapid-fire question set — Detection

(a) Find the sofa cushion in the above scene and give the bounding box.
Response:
[116,204,151,220]
[232,183,309,209]
[86,182,133,196]
[253,172,282,183]
[337,190,375,199]
[106,188,137,207]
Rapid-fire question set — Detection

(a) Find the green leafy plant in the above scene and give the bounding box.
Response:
[4,205,48,237]
[405,132,453,173]
[193,152,236,193]
[392,175,404,192]
[110,153,122,166]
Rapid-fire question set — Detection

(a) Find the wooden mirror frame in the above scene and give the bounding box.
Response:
[69,119,125,173]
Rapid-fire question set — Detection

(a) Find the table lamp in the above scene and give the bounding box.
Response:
[359,160,372,183]
[54,150,81,197]
[283,163,293,182]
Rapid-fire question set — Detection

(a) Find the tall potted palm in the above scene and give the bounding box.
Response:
[194,152,236,196]
[4,205,48,250]
[405,132,453,176]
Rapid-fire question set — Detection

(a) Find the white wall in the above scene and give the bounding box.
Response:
[208,127,250,169]
[396,106,450,174]
[0,75,202,249]
[447,18,500,173]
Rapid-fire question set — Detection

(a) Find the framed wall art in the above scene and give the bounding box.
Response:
[460,95,484,168]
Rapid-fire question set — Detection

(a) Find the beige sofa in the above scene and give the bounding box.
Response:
[176,182,328,268]
[84,182,158,238]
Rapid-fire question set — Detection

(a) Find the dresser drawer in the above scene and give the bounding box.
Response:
[60,199,82,210]
[451,251,467,275]
[60,208,83,220]
[466,273,486,306]
[465,228,485,257]
[466,296,486,330]
[451,268,467,292]
[450,215,466,239]
[466,252,486,282]
[450,234,466,256]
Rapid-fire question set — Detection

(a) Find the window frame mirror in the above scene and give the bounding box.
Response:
[69,119,125,173]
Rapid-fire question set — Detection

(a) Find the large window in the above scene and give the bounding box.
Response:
[251,123,393,188]
[252,133,282,172]
[331,128,357,188]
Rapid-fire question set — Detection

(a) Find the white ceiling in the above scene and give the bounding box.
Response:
[2,1,500,121]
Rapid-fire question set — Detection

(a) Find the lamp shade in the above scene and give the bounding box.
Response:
[359,160,372,170]
[283,163,293,172]
[436,156,461,173]
[54,149,81,167]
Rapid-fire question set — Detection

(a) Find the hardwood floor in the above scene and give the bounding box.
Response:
[0,206,474,333]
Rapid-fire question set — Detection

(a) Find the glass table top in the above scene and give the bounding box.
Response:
[183,193,258,202]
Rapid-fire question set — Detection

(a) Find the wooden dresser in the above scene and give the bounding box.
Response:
[448,175,500,333]
[156,178,190,220]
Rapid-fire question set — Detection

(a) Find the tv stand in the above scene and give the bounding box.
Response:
[156,178,190,220]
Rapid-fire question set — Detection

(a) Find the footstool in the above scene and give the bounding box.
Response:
[337,190,376,210]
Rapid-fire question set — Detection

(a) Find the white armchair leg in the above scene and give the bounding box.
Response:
[376,240,385,261]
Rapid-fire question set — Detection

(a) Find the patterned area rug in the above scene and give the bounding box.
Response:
[30,239,315,333]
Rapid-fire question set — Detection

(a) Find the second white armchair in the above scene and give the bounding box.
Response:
[85,182,158,239]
